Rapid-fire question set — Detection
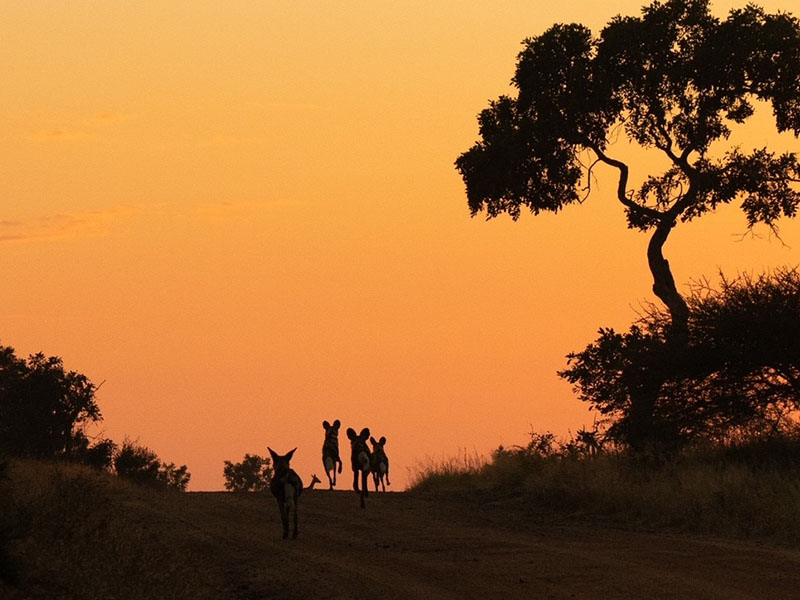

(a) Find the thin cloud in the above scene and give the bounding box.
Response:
[31,128,90,142]
[28,111,134,142]
[0,207,136,244]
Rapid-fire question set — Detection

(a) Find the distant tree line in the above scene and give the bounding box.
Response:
[0,343,190,490]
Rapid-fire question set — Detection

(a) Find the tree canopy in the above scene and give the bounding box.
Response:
[0,345,101,459]
[222,453,272,492]
[456,0,800,339]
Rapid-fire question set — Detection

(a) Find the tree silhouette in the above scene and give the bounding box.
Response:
[0,345,102,459]
[561,268,800,448]
[456,0,800,341]
[222,453,272,492]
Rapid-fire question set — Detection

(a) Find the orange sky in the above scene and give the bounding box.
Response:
[2,1,799,490]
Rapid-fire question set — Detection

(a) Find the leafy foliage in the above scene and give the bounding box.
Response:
[158,462,192,492]
[114,440,161,483]
[0,344,104,460]
[456,0,800,335]
[114,440,191,491]
[73,437,118,471]
[458,0,800,228]
[222,453,272,492]
[560,268,800,449]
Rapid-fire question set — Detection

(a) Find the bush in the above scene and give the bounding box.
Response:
[561,268,800,451]
[222,454,272,492]
[114,440,190,491]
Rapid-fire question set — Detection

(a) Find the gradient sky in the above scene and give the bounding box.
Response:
[2,0,799,490]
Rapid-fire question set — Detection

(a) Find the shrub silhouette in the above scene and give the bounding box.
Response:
[561,268,800,449]
[114,440,190,490]
[222,453,272,492]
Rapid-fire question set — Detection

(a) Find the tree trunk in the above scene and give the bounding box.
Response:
[647,218,689,343]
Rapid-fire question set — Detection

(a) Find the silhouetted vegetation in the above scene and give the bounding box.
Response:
[0,344,105,460]
[114,439,191,491]
[561,268,800,451]
[456,0,800,341]
[457,0,800,467]
[410,429,800,544]
[0,342,191,494]
[412,268,800,540]
[3,459,217,599]
[222,453,272,492]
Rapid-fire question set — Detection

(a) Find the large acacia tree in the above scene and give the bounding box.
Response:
[456,0,800,341]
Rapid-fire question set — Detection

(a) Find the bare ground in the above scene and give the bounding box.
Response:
[154,488,800,600]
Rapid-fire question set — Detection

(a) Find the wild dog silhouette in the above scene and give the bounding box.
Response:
[321,419,343,489]
[268,447,303,539]
[346,427,371,508]
[369,436,390,492]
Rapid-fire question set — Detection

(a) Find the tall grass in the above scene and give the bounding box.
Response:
[2,459,221,599]
[407,448,487,492]
[409,434,800,545]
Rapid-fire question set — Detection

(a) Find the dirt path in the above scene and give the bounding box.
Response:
[167,489,800,599]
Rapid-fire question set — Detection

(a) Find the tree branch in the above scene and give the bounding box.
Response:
[580,157,603,202]
[589,144,663,222]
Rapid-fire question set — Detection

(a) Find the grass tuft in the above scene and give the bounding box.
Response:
[409,433,800,545]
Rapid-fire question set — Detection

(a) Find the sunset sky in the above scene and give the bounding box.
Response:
[2,0,799,490]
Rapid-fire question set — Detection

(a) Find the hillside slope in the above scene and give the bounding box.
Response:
[4,462,800,599]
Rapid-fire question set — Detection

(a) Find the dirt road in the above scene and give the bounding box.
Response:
[163,488,800,599]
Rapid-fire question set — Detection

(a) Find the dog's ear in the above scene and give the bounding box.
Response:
[268,447,279,462]
[286,447,297,461]
[360,427,370,440]
[370,436,377,446]
[346,427,357,440]
[323,420,331,430]
[380,436,386,445]
[333,419,341,429]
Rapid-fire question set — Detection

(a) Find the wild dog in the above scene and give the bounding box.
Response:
[369,436,390,492]
[346,427,371,508]
[268,447,304,539]
[321,419,343,489]
[307,474,322,490]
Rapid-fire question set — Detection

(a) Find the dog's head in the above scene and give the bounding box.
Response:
[347,427,370,444]
[323,419,341,432]
[268,446,297,476]
[369,436,387,451]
